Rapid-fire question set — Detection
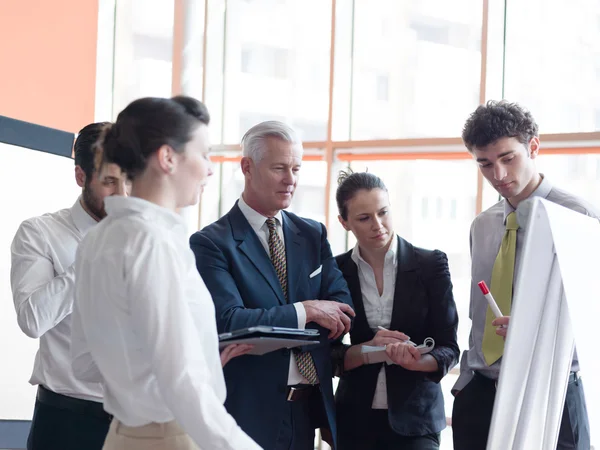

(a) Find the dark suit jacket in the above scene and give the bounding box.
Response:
[334,236,459,438]
[190,203,352,449]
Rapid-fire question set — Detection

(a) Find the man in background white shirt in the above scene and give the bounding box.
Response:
[10,122,128,450]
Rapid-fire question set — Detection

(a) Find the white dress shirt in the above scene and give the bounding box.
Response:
[71,196,259,450]
[10,197,102,402]
[351,235,398,409]
[237,195,311,385]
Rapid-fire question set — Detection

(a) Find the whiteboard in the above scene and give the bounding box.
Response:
[488,197,598,449]
[0,142,80,419]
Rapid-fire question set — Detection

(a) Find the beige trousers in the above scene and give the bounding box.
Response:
[102,418,199,450]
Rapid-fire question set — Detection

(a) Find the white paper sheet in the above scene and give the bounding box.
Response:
[487,197,598,449]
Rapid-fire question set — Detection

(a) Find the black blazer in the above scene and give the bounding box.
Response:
[334,236,459,437]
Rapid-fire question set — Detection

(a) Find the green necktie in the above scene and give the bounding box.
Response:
[482,211,519,366]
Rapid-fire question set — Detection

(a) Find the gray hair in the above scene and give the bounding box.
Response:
[241,120,303,162]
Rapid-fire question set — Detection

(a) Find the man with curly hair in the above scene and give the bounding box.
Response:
[452,100,593,450]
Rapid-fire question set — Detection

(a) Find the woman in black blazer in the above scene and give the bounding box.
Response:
[332,170,460,450]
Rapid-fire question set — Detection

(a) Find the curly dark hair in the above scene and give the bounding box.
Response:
[462,100,539,152]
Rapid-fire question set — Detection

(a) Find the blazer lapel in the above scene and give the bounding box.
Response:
[338,253,374,341]
[389,236,420,333]
[282,213,304,303]
[230,204,286,305]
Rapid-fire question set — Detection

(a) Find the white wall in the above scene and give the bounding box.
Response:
[0,143,80,419]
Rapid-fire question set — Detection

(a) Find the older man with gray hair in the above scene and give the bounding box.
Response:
[190,120,354,450]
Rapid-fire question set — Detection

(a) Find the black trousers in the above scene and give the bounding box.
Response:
[27,387,111,450]
[452,372,590,450]
[338,410,441,450]
[274,385,328,450]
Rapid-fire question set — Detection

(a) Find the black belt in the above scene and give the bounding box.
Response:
[286,384,319,402]
[37,385,111,421]
[474,371,579,389]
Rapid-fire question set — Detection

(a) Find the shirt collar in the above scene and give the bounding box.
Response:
[71,196,99,236]
[503,174,552,223]
[238,195,284,229]
[351,233,398,266]
[104,196,186,230]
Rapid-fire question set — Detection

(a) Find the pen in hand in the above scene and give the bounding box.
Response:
[477,281,507,328]
[377,326,415,346]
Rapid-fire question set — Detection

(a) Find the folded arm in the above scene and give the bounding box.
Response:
[11,220,75,338]
[191,232,298,332]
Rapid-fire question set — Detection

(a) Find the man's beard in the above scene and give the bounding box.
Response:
[82,184,107,220]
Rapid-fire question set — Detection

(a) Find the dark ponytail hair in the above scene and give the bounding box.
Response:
[99,96,210,179]
[336,169,387,220]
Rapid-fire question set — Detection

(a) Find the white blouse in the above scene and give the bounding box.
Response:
[352,235,398,409]
[71,196,260,449]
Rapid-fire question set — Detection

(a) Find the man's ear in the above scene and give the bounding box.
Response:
[240,157,252,176]
[75,166,86,188]
[528,137,540,159]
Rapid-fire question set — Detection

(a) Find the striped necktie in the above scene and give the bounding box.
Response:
[266,218,318,384]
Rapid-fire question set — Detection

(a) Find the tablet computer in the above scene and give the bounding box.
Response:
[219,326,320,343]
[218,326,320,355]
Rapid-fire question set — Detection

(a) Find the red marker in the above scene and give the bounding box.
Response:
[478,281,504,319]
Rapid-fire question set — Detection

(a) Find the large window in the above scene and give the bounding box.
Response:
[537,154,600,203]
[112,0,175,115]
[504,0,600,133]
[220,0,332,144]
[333,0,483,140]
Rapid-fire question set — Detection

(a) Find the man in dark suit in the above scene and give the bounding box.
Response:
[190,120,354,450]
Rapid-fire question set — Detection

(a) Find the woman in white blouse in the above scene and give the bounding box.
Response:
[70,96,261,450]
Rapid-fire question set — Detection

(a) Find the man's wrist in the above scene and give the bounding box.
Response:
[302,300,314,322]
[293,302,306,329]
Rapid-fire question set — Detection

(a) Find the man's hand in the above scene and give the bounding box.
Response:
[366,329,410,347]
[302,300,355,339]
[220,344,254,367]
[385,342,421,370]
[492,316,510,340]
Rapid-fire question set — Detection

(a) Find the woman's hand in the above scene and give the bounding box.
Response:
[385,341,421,370]
[220,344,254,367]
[366,329,410,347]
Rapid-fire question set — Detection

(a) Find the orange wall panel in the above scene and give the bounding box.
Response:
[0,0,99,132]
